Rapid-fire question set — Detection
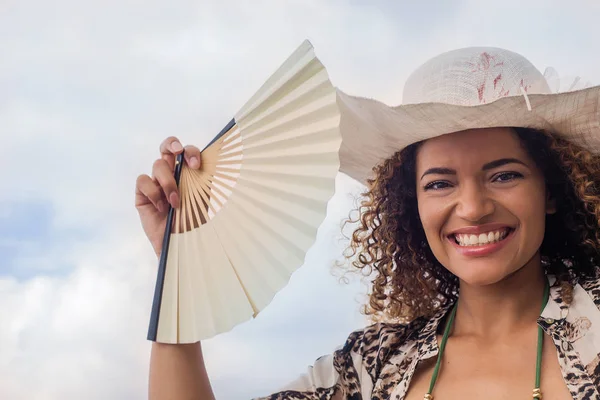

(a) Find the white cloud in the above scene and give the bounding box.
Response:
[0,234,154,399]
[1,0,599,399]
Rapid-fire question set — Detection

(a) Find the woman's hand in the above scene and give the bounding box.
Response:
[135,136,202,256]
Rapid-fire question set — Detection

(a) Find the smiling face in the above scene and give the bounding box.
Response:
[415,127,556,286]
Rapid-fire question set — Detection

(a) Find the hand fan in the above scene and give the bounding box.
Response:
[147,40,342,344]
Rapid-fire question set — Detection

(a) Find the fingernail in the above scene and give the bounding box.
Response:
[171,142,183,152]
[169,192,180,208]
[157,200,166,213]
[190,156,199,168]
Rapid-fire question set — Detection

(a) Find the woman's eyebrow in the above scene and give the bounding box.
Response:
[420,158,527,181]
[481,158,527,170]
[420,167,456,181]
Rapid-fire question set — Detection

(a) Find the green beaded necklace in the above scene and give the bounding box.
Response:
[424,279,550,400]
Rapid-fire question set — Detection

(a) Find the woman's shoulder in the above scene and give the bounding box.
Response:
[335,315,432,378]
[342,317,424,354]
[254,320,427,399]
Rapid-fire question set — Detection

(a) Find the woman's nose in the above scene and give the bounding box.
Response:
[455,183,495,222]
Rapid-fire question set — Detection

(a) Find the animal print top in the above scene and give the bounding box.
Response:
[254,272,600,400]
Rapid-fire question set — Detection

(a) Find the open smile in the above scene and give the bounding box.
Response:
[446,225,516,257]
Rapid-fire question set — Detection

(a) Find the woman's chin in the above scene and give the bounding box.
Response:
[451,267,513,287]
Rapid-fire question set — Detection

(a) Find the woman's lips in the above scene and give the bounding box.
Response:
[447,228,515,257]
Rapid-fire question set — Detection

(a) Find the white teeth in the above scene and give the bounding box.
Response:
[469,235,478,245]
[454,229,510,246]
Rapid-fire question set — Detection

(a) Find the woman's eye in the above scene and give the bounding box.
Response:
[493,172,524,182]
[423,181,451,191]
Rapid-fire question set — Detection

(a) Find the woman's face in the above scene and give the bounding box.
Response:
[415,127,555,286]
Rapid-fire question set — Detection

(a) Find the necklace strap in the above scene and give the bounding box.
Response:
[427,302,456,394]
[535,279,551,390]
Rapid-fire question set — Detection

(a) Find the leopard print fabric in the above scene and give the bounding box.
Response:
[255,273,600,399]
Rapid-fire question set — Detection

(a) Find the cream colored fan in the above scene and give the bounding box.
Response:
[147,40,342,344]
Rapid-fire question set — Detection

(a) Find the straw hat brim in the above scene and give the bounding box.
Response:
[337,85,600,185]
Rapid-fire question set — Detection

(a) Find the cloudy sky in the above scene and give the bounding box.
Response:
[1,0,599,399]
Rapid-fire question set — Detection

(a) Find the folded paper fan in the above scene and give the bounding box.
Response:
[147,40,342,343]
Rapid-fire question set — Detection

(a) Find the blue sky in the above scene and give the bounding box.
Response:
[0,201,88,280]
[1,0,599,399]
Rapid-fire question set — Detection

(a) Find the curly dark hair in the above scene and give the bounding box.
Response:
[343,127,600,323]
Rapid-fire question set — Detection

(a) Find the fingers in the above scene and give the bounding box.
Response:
[159,136,202,170]
[183,145,202,169]
[135,174,167,212]
[159,136,183,171]
[152,158,180,208]
[148,137,202,210]
[159,136,184,155]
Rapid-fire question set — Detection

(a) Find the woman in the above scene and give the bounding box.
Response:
[135,47,600,399]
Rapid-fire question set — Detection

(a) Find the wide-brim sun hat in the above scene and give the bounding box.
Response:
[336,46,600,184]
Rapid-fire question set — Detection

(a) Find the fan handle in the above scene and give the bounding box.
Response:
[146,152,185,341]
